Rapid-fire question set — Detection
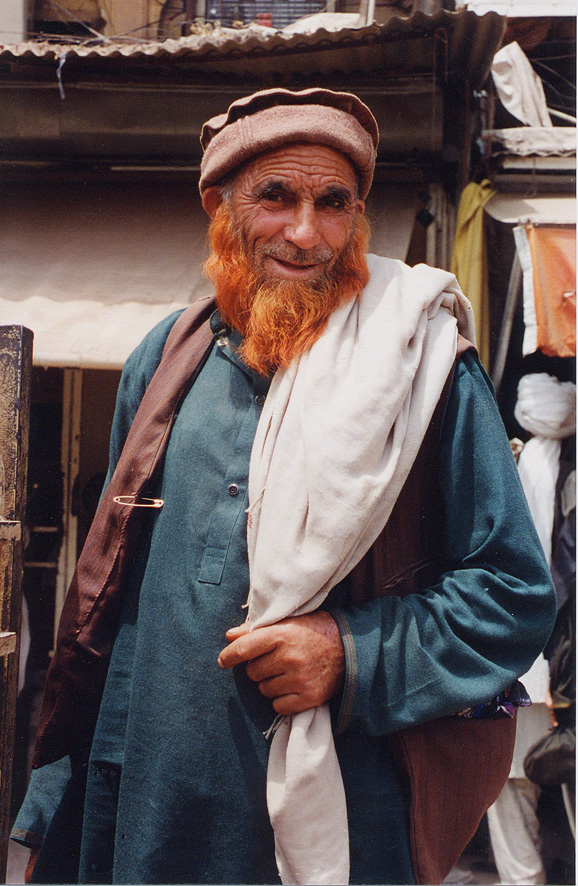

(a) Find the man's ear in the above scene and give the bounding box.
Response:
[202,186,223,218]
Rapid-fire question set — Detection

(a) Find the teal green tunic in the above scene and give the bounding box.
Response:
[13,309,556,885]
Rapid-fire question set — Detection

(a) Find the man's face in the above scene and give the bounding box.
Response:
[226,143,364,285]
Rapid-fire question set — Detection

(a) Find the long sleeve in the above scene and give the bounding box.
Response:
[11,758,72,847]
[332,351,557,736]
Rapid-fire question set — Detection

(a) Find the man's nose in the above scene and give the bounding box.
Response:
[284,203,322,251]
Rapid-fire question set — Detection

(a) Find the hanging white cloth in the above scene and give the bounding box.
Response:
[514,372,576,565]
[491,42,553,128]
[246,253,476,885]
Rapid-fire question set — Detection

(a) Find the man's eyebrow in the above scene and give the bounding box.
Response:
[254,179,296,198]
[253,180,355,203]
[320,185,355,203]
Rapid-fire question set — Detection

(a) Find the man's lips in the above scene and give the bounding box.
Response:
[266,256,326,277]
[276,258,317,269]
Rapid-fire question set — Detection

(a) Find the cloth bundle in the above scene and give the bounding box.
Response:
[246,254,476,885]
[524,721,576,786]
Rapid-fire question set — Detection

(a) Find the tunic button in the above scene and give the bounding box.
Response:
[228,483,239,496]
[255,394,265,406]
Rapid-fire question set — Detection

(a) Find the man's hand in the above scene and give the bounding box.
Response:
[546,688,559,728]
[25,846,40,884]
[218,611,345,716]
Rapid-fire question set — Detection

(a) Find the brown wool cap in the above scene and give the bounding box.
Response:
[199,87,379,200]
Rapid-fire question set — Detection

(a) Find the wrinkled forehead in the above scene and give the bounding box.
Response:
[231,143,360,196]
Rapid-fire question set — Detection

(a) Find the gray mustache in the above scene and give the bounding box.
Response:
[260,244,335,265]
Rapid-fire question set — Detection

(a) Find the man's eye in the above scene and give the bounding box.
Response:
[320,197,347,211]
[261,191,286,204]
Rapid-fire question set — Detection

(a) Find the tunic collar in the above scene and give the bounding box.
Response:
[210,309,271,397]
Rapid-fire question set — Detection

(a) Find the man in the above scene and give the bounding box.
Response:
[13,88,555,886]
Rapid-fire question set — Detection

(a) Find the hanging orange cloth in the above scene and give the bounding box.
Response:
[450,180,496,369]
[523,224,576,358]
[515,224,576,357]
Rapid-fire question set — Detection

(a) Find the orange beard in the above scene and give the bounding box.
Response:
[203,204,370,376]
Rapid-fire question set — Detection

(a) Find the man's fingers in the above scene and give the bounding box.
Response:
[225,623,251,640]
[272,693,306,716]
[245,656,284,683]
[217,626,277,669]
[253,673,290,698]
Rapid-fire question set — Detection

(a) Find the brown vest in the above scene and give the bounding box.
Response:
[33,298,515,885]
[342,336,516,884]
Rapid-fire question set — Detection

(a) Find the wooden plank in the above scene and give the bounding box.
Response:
[0,326,32,883]
[0,632,17,658]
[0,521,21,542]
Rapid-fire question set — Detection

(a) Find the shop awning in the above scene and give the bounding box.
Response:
[0,181,417,369]
[0,181,208,369]
[485,193,576,225]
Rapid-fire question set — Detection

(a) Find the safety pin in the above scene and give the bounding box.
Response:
[113,495,164,509]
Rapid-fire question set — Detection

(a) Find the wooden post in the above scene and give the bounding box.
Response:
[54,368,82,652]
[0,326,33,882]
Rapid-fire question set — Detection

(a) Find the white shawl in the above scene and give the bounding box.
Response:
[246,254,476,885]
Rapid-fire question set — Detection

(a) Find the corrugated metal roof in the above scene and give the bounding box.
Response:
[0,10,505,87]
